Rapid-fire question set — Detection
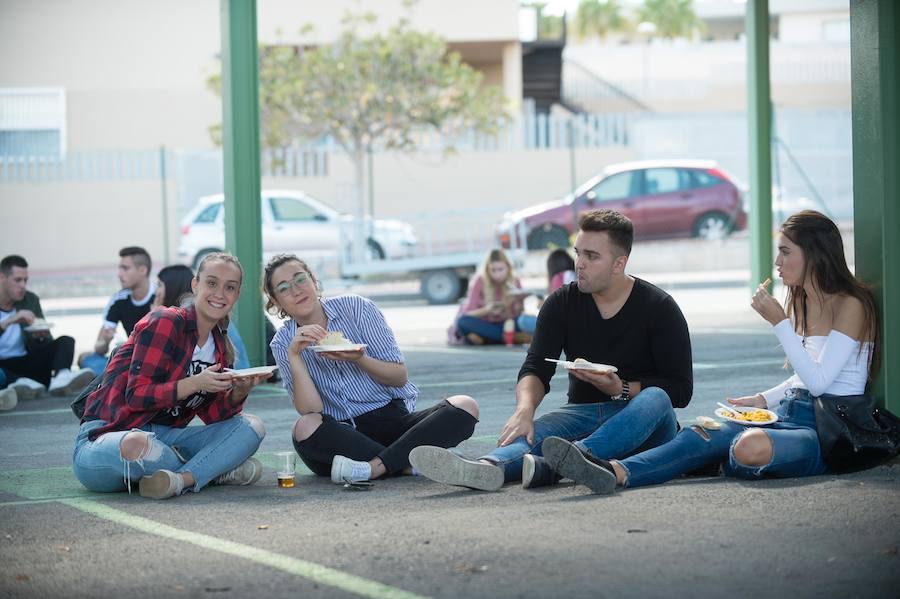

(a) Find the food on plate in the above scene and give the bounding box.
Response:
[573,358,590,365]
[695,416,721,430]
[320,331,352,346]
[721,408,773,423]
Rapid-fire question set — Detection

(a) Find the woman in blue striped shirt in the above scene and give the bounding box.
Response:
[266,254,480,485]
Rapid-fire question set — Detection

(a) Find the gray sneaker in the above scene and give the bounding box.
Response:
[213,458,263,486]
[409,446,504,491]
[541,437,616,495]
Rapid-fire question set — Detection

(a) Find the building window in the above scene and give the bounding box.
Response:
[0,88,67,159]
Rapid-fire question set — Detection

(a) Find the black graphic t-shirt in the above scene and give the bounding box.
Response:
[152,335,217,425]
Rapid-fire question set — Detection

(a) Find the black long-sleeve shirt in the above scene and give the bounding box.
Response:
[518,278,693,408]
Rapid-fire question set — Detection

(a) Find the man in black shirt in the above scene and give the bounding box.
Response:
[78,247,156,375]
[411,209,693,493]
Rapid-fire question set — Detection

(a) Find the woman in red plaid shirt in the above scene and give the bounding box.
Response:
[73,253,271,499]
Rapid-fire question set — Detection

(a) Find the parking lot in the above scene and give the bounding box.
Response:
[1,285,898,598]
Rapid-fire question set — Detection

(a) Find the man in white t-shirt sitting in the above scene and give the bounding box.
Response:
[78,246,156,375]
[0,255,94,405]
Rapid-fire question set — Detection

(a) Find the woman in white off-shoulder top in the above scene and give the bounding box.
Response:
[538,210,881,493]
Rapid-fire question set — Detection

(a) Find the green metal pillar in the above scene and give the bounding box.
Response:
[221,0,265,366]
[746,0,772,290]
[850,0,899,411]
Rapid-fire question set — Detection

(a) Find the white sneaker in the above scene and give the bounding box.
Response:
[49,368,95,396]
[213,458,263,486]
[0,387,17,411]
[330,455,372,484]
[10,377,46,400]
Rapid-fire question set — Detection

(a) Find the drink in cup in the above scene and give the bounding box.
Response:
[275,451,296,488]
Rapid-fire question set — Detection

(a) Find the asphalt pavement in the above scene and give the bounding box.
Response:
[1,282,899,599]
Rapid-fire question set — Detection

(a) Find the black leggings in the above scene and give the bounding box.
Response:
[0,336,75,386]
[293,399,477,476]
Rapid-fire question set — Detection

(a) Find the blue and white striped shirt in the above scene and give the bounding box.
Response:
[270,294,419,421]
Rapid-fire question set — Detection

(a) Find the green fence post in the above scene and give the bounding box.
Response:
[746,0,772,291]
[221,0,265,366]
[850,0,899,411]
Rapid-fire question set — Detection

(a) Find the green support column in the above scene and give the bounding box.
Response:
[850,0,899,411]
[221,0,265,366]
[746,0,773,290]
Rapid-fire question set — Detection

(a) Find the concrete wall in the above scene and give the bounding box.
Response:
[1,0,521,152]
[565,39,850,111]
[1,179,178,270]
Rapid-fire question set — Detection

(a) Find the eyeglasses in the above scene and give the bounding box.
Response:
[274,273,310,295]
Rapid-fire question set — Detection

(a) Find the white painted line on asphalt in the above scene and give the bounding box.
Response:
[60,498,429,599]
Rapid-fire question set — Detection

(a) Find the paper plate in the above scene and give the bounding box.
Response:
[225,365,278,378]
[311,343,367,353]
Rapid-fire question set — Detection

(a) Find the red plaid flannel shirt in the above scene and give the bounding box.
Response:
[82,305,241,441]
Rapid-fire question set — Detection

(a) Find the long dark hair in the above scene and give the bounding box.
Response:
[546,248,575,284]
[780,210,880,379]
[156,264,194,308]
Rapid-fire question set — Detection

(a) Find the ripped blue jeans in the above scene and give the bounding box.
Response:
[618,389,827,488]
[72,415,265,494]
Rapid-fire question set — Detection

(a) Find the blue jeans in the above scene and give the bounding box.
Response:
[80,352,109,376]
[516,314,537,335]
[72,415,265,493]
[619,388,827,488]
[456,315,523,344]
[482,386,678,482]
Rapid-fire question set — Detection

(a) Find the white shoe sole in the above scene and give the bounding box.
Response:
[541,437,616,495]
[11,383,43,400]
[409,446,504,491]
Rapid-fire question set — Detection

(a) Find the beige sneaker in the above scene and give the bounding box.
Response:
[139,470,184,499]
[0,387,17,411]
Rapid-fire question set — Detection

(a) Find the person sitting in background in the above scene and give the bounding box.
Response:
[73,252,270,499]
[449,249,529,346]
[0,254,93,402]
[78,246,156,375]
[517,248,576,335]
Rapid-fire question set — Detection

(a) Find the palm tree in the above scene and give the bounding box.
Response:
[574,0,627,41]
[638,0,705,40]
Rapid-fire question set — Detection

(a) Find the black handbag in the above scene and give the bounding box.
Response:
[70,344,128,420]
[813,393,900,472]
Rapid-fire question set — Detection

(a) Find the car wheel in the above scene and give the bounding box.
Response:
[192,248,222,270]
[527,224,570,250]
[693,212,732,241]
[420,269,463,305]
[366,239,386,260]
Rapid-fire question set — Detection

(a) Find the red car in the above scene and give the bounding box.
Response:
[497,160,747,249]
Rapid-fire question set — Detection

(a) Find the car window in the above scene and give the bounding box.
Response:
[270,197,322,222]
[643,168,688,195]
[194,203,221,223]
[592,172,635,202]
[691,170,725,188]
